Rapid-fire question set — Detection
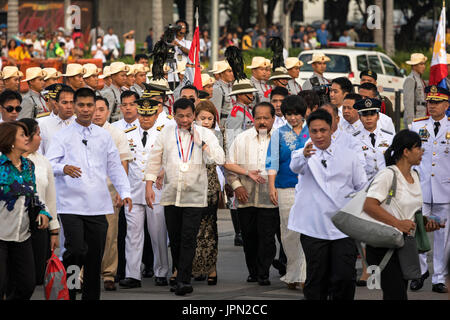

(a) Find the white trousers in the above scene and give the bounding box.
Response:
[418,203,450,284]
[277,188,306,283]
[125,204,169,280]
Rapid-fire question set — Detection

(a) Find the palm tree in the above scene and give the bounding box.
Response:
[373,0,384,48]
[7,0,19,40]
[152,0,164,43]
[385,0,395,56]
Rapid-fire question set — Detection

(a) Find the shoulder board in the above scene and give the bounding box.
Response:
[157,124,165,131]
[380,128,393,135]
[352,130,361,137]
[124,126,137,133]
[413,116,429,122]
[36,112,51,119]
[167,115,173,119]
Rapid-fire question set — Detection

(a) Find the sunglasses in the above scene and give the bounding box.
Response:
[2,105,22,113]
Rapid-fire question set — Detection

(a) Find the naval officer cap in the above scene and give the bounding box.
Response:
[425,85,450,102]
[354,98,381,115]
[136,98,160,116]
[360,70,377,81]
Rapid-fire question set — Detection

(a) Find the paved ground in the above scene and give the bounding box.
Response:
[31,209,447,300]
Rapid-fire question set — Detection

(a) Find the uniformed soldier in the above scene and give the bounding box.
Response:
[403,53,428,128]
[1,66,23,92]
[353,98,394,181]
[269,67,291,92]
[37,83,64,121]
[99,66,112,93]
[210,61,235,123]
[142,82,176,129]
[130,64,150,97]
[43,67,63,87]
[247,57,272,104]
[285,57,303,95]
[119,98,170,289]
[62,63,86,91]
[359,69,395,120]
[19,67,48,119]
[122,64,136,91]
[101,62,130,122]
[302,53,331,90]
[410,85,450,294]
[83,63,102,94]
[225,79,258,150]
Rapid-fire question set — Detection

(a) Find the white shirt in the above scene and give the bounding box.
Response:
[102,121,133,162]
[27,152,59,231]
[288,140,367,240]
[124,39,135,55]
[273,116,287,130]
[226,127,276,208]
[379,112,396,134]
[144,123,225,207]
[168,38,192,82]
[39,115,76,155]
[103,33,120,51]
[46,121,131,215]
[91,44,107,63]
[367,166,422,222]
[111,118,139,131]
[340,118,363,134]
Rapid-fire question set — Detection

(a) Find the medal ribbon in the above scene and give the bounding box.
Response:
[175,127,194,163]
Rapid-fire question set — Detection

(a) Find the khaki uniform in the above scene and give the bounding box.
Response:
[403,70,427,128]
[19,90,48,119]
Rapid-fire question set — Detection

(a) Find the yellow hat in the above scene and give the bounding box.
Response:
[285,57,304,69]
[109,62,130,75]
[83,63,102,78]
[307,53,331,64]
[246,56,271,69]
[176,61,187,75]
[63,63,86,77]
[99,66,111,79]
[1,66,24,80]
[201,73,215,87]
[406,53,427,66]
[21,67,47,82]
[43,68,62,81]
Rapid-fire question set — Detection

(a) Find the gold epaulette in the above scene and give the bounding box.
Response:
[413,116,429,122]
[157,124,165,131]
[167,115,173,119]
[36,112,50,119]
[124,126,137,133]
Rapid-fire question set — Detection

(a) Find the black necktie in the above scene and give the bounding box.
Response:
[369,133,376,147]
[434,122,440,136]
[142,131,148,147]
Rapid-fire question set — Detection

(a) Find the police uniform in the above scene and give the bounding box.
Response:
[410,85,450,292]
[121,98,169,286]
[250,76,272,105]
[353,98,394,181]
[101,84,123,123]
[20,89,49,119]
[210,79,234,120]
[403,70,427,128]
[286,79,302,95]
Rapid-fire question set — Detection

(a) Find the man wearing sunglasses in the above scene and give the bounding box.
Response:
[0,90,22,123]
[352,98,394,181]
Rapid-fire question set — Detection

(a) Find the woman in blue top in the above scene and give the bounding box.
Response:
[266,95,309,290]
[0,121,52,300]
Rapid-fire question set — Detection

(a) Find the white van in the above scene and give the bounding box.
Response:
[297,49,406,111]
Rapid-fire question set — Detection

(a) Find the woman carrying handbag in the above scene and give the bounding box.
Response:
[363,130,443,300]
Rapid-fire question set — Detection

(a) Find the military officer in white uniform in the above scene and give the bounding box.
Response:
[302,53,331,90]
[119,98,170,289]
[353,98,394,181]
[141,82,176,130]
[410,85,450,294]
[403,53,428,129]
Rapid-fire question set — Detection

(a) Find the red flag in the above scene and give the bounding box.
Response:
[188,26,203,90]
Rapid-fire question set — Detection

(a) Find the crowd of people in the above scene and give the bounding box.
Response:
[0,18,450,302]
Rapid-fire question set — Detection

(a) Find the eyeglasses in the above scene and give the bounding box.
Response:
[2,105,22,113]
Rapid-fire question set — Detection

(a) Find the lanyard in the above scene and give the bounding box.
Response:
[175,127,194,163]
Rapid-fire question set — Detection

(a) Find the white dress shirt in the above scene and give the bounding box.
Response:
[102,121,133,162]
[340,118,363,134]
[111,118,139,131]
[46,121,131,215]
[288,140,368,240]
[144,123,225,207]
[273,116,287,130]
[39,115,76,155]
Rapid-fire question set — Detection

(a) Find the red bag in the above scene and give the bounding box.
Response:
[44,251,70,300]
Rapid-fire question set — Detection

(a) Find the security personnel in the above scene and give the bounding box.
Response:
[410,85,450,294]
[359,69,395,121]
[19,67,48,119]
[101,62,130,122]
[302,53,331,90]
[119,98,170,288]
[268,67,291,91]
[403,53,427,128]
[99,66,112,94]
[285,57,303,95]
[43,67,63,87]
[353,98,394,181]
[247,57,272,105]
[62,63,86,91]
[225,79,258,150]
[1,66,23,92]
[210,60,235,122]
[83,63,102,94]
[130,64,150,97]
[142,82,176,129]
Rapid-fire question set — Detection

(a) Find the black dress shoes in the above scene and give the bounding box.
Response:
[258,278,271,286]
[410,270,429,291]
[174,282,194,296]
[272,259,287,276]
[247,275,258,283]
[234,233,243,246]
[142,268,154,278]
[432,283,448,293]
[155,277,168,286]
[119,277,142,289]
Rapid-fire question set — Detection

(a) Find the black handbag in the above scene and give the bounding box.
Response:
[397,234,421,280]
[26,159,42,232]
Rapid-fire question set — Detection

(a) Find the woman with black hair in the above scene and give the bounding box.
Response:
[363,129,441,300]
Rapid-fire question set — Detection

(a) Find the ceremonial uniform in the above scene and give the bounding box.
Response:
[19,90,48,119]
[101,84,122,123]
[286,79,302,95]
[403,70,427,128]
[411,86,450,290]
[210,79,234,120]
[225,101,254,151]
[302,72,330,91]
[250,76,272,104]
[111,118,139,131]
[130,83,144,97]
[340,118,363,135]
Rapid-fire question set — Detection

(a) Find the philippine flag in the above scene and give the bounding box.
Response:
[429,6,448,89]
